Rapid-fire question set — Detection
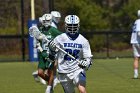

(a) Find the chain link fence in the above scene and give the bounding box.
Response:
[0,32,133,61]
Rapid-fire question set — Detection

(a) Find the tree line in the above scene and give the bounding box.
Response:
[0,0,140,34]
[0,0,140,52]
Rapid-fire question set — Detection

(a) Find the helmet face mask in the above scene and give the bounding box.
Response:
[65,15,80,39]
[42,20,52,27]
[66,24,79,34]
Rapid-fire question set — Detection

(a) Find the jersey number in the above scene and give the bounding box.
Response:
[64,49,80,61]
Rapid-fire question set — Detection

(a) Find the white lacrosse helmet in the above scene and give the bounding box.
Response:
[138,10,140,17]
[51,11,61,23]
[65,15,80,39]
[39,13,52,27]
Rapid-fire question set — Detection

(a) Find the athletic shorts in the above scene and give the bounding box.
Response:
[38,53,54,70]
[58,69,86,93]
[132,44,140,57]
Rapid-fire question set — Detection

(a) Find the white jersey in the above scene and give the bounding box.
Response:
[54,33,93,73]
[130,19,140,44]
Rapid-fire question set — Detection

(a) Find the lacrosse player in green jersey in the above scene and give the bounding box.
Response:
[30,13,62,93]
[50,11,61,88]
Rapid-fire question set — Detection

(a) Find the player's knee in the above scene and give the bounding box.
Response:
[78,85,86,93]
[38,69,44,76]
[79,89,86,93]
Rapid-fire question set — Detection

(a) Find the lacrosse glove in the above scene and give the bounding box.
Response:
[48,40,57,52]
[45,54,55,63]
[78,59,92,70]
[36,43,43,52]
[45,56,55,68]
[79,59,89,68]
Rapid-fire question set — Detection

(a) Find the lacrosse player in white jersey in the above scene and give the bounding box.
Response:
[51,11,61,28]
[130,10,140,79]
[49,15,93,93]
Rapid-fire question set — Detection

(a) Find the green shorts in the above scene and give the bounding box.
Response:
[38,53,54,70]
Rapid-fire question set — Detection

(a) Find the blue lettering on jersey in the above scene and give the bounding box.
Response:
[63,43,82,61]
[64,49,80,61]
[64,43,82,48]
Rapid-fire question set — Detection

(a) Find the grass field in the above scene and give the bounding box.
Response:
[0,58,140,93]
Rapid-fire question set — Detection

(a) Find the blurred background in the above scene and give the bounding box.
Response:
[0,0,140,61]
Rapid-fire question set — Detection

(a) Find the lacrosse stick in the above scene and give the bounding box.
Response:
[29,26,79,62]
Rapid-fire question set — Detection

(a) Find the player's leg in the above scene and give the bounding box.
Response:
[132,44,140,78]
[58,73,75,93]
[74,70,87,93]
[53,61,60,89]
[32,70,39,82]
[45,61,55,93]
[45,69,54,93]
[32,70,46,85]
[38,56,49,82]
[133,57,139,78]
[38,68,49,81]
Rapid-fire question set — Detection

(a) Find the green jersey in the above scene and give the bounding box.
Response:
[39,26,62,50]
[37,25,62,70]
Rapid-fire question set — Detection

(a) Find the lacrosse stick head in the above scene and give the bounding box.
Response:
[29,26,44,40]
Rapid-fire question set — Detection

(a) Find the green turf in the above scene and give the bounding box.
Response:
[0,58,140,93]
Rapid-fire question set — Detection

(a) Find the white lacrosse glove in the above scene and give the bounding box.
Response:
[36,43,43,52]
[48,40,57,51]
[79,59,90,68]
[79,57,93,70]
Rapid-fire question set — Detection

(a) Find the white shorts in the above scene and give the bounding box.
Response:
[132,44,140,57]
[58,69,86,93]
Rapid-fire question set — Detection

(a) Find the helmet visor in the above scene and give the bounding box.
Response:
[42,20,51,27]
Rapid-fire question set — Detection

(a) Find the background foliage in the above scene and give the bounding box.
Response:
[0,0,140,59]
[1,0,140,34]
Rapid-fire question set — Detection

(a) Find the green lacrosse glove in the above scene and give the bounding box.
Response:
[45,54,55,69]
